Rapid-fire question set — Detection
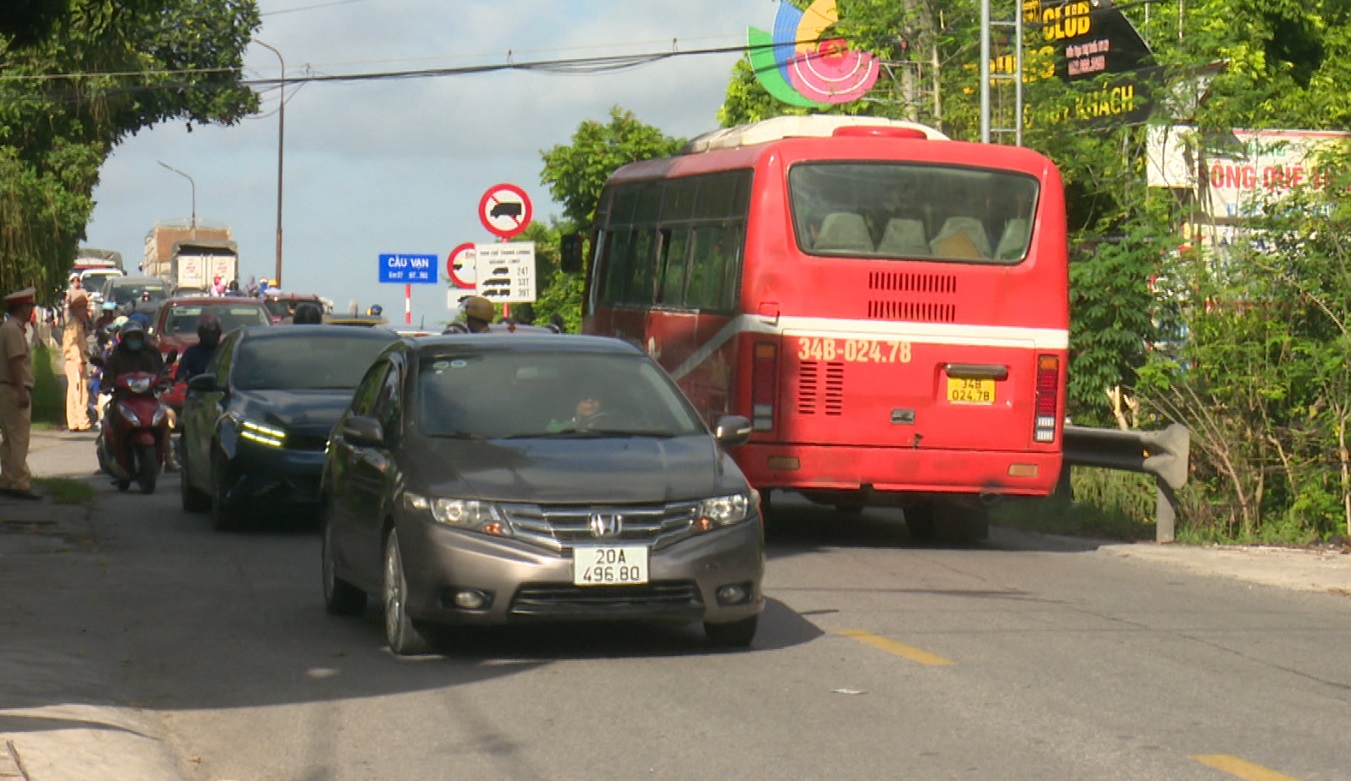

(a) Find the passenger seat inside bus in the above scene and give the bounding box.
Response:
[993,218,1030,260]
[930,216,992,259]
[876,218,931,257]
[814,212,874,253]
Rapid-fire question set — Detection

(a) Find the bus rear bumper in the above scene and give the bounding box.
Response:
[737,443,1063,498]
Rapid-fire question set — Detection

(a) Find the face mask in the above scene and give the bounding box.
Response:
[125,338,144,351]
[200,333,220,349]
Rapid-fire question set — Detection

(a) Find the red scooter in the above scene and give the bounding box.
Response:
[96,358,176,494]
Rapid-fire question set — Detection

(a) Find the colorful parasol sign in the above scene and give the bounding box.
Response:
[747,0,880,108]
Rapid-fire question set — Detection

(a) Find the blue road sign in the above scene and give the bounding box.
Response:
[378,253,438,284]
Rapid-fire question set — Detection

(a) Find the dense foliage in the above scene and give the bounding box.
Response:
[0,1,259,303]
[533,107,682,332]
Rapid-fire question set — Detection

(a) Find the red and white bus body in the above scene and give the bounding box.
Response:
[583,118,1068,520]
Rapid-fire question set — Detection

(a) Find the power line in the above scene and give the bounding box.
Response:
[2,37,799,95]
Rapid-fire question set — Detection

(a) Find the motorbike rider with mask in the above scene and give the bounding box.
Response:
[102,320,175,471]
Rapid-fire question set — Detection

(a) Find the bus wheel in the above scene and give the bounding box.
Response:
[942,499,990,545]
[904,500,937,542]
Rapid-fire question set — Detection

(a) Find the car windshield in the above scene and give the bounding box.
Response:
[416,350,706,439]
[108,282,168,305]
[164,304,270,336]
[234,331,398,391]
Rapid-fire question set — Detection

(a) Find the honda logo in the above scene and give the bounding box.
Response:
[588,512,623,538]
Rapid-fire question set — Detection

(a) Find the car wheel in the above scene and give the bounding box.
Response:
[179,445,209,512]
[383,528,432,656]
[322,520,366,616]
[209,451,238,532]
[704,615,758,649]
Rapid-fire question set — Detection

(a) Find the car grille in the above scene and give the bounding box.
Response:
[499,501,700,553]
[509,581,702,617]
[286,433,329,452]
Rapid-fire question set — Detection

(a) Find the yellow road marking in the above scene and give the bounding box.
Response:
[1191,755,1302,781]
[839,630,955,666]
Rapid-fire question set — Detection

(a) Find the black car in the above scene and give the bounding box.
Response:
[180,325,402,529]
[320,333,764,655]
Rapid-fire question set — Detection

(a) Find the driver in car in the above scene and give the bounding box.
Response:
[547,389,605,432]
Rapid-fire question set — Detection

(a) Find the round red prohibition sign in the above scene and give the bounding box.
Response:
[478,183,533,239]
[446,242,477,289]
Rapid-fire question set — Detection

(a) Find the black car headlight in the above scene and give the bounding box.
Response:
[403,492,512,537]
[693,492,754,532]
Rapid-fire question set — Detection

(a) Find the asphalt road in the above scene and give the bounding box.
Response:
[4,433,1350,780]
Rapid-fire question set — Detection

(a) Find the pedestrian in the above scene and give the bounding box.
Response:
[62,290,93,432]
[0,287,40,500]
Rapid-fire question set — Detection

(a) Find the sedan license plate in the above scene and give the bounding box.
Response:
[946,377,996,405]
[573,546,649,586]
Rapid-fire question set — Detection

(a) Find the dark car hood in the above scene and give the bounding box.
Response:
[235,389,355,433]
[404,435,745,504]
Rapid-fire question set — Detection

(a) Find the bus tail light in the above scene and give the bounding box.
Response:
[1033,354,1059,443]
[751,342,778,431]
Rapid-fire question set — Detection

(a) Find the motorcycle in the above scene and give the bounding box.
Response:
[95,353,177,494]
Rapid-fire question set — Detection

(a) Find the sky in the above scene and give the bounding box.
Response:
[84,0,775,329]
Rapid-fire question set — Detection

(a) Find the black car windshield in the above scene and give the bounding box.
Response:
[417,351,706,439]
[234,332,397,390]
[164,304,270,335]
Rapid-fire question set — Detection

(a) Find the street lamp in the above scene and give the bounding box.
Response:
[255,39,286,288]
[157,161,196,238]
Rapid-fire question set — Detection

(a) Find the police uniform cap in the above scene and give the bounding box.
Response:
[4,287,36,307]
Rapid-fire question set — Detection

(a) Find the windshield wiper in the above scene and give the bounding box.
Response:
[429,431,486,439]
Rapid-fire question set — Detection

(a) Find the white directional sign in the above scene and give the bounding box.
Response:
[474,242,536,303]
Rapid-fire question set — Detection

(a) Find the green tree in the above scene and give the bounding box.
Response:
[538,106,683,227]
[534,107,682,326]
[0,0,259,302]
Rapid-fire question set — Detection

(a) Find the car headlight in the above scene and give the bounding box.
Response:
[403,492,512,537]
[236,416,286,448]
[694,492,753,531]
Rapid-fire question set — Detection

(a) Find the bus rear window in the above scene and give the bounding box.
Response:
[790,163,1040,264]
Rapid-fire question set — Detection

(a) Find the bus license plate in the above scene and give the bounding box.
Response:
[573,546,649,586]
[946,377,996,405]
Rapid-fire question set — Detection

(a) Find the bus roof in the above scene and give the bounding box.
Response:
[681,116,949,154]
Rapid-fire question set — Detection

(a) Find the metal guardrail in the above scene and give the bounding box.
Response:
[1059,423,1191,542]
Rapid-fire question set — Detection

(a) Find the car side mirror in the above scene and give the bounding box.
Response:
[340,415,385,448]
[187,374,217,392]
[713,415,752,448]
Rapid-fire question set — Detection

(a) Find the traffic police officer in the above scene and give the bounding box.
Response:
[0,287,40,500]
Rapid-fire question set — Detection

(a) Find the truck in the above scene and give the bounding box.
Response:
[142,221,237,294]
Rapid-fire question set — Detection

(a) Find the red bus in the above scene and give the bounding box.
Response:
[578,116,1069,541]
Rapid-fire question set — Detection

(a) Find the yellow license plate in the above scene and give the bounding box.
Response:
[946,377,996,405]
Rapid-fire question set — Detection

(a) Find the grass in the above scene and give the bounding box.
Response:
[992,468,1158,541]
[33,477,95,505]
[31,342,65,426]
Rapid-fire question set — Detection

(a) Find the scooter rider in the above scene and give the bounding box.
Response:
[175,313,221,381]
[104,320,163,380]
[102,320,175,471]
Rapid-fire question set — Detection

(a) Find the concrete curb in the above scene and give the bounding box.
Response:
[0,429,188,781]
